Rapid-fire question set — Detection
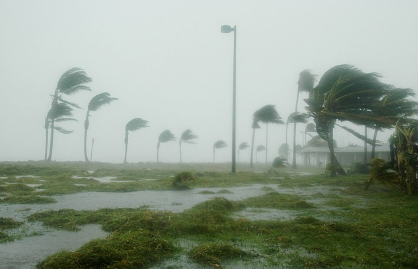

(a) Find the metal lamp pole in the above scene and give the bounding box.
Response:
[221,25,237,174]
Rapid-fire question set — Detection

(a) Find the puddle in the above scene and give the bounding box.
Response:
[72,175,132,183]
[15,175,40,179]
[0,224,108,269]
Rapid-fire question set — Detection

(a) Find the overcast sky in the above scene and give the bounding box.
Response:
[1,0,417,164]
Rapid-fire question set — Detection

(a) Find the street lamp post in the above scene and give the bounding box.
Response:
[221,25,237,174]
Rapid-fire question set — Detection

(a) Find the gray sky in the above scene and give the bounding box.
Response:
[1,0,417,164]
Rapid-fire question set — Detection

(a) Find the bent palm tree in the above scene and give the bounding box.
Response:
[305,64,388,176]
[157,130,176,162]
[278,143,290,159]
[179,129,198,163]
[251,105,284,167]
[213,140,227,163]
[238,142,249,163]
[45,67,92,161]
[124,118,148,163]
[269,156,287,174]
[84,92,118,162]
[256,145,266,162]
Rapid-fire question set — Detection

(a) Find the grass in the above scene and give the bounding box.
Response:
[0,162,418,268]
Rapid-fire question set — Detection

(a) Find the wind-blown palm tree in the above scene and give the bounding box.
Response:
[124,118,148,163]
[179,129,198,163]
[238,142,249,163]
[250,105,284,167]
[286,112,308,168]
[256,145,266,162]
[278,143,290,159]
[45,67,92,161]
[213,140,227,163]
[157,130,176,162]
[84,92,118,162]
[44,103,77,160]
[305,64,389,176]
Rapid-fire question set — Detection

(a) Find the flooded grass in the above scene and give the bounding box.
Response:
[0,162,417,268]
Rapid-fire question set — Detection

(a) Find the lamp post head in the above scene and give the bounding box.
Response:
[221,25,235,33]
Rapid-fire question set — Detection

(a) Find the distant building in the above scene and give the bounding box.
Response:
[300,143,390,167]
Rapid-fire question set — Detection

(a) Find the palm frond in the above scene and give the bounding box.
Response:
[57,67,92,95]
[305,135,330,147]
[239,142,249,150]
[125,118,148,132]
[54,117,77,123]
[271,156,287,168]
[180,129,198,143]
[305,123,316,133]
[298,69,316,92]
[88,92,118,112]
[57,97,81,109]
[336,124,378,145]
[253,105,284,124]
[214,140,227,149]
[158,130,176,143]
[287,112,309,124]
[54,126,73,134]
[278,143,290,158]
[47,103,74,119]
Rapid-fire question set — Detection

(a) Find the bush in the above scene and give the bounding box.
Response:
[172,171,197,189]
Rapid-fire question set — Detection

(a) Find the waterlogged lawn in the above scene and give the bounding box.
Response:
[0,161,417,268]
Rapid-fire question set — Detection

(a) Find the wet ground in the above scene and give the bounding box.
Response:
[0,176,344,268]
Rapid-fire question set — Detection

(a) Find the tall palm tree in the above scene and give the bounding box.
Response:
[157,130,176,162]
[84,92,118,162]
[250,121,261,168]
[45,67,92,161]
[251,105,284,167]
[179,129,198,163]
[256,145,266,162]
[238,142,249,163]
[124,118,148,163]
[213,140,227,163]
[305,64,389,176]
[286,112,308,168]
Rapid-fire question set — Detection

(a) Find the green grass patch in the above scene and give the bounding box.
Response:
[1,195,56,204]
[242,192,315,209]
[188,243,253,267]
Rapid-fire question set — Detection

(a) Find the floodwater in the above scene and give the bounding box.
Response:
[0,181,342,268]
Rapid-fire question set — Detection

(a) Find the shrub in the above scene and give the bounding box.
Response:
[172,171,197,189]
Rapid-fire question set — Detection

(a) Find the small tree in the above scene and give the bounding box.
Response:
[157,130,176,162]
[238,142,249,163]
[84,92,118,162]
[124,118,148,163]
[179,129,198,163]
[213,140,227,163]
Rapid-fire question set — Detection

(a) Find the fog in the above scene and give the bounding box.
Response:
[1,0,417,164]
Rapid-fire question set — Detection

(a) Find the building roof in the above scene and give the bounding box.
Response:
[300,143,390,154]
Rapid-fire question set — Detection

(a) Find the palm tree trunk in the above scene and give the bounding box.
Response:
[47,119,55,161]
[90,138,94,162]
[250,127,256,168]
[265,123,268,164]
[364,126,368,164]
[285,123,288,161]
[179,141,182,163]
[213,148,215,163]
[328,122,346,176]
[292,121,297,169]
[124,131,128,163]
[371,128,378,159]
[44,119,49,161]
[157,142,160,162]
[84,112,90,162]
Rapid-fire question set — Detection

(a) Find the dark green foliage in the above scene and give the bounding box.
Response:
[37,231,174,269]
[188,243,250,267]
[172,171,196,189]
[242,192,314,209]
[0,217,23,230]
[352,162,370,174]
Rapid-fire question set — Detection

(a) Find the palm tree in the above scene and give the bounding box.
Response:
[124,118,148,163]
[256,145,266,162]
[305,64,389,176]
[45,67,92,161]
[44,103,77,160]
[157,130,176,162]
[213,140,227,163]
[269,156,287,174]
[286,112,308,168]
[370,88,418,158]
[84,92,118,162]
[179,129,198,163]
[250,121,261,168]
[251,105,284,167]
[238,142,249,163]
